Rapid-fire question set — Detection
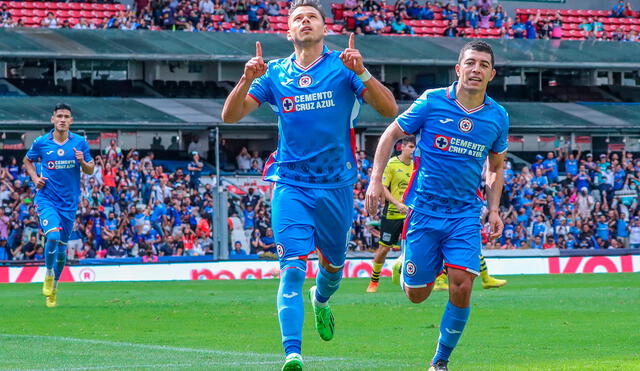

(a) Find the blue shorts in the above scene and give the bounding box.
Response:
[36,197,76,244]
[402,209,481,288]
[271,183,353,269]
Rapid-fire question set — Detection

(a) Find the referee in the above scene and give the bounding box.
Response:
[367,136,415,293]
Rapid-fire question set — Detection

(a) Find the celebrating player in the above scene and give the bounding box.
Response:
[366,41,508,371]
[367,136,415,293]
[221,0,397,368]
[24,103,94,308]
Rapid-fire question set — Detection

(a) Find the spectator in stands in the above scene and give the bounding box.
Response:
[624,2,634,18]
[0,4,10,21]
[625,29,638,42]
[492,5,506,29]
[188,152,204,189]
[511,17,525,39]
[629,217,640,248]
[345,0,358,11]
[230,240,247,256]
[525,13,539,39]
[443,20,459,37]
[467,5,479,29]
[369,14,386,34]
[364,0,382,12]
[441,3,454,21]
[247,0,262,30]
[549,13,563,39]
[612,0,625,17]
[612,26,626,41]
[200,0,215,14]
[354,6,370,29]
[420,2,434,20]
[399,77,419,100]
[258,227,276,255]
[266,0,280,16]
[391,15,412,34]
[42,12,59,29]
[407,1,422,19]
[457,3,467,27]
[236,147,252,172]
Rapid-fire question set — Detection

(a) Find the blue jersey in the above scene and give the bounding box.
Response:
[397,82,509,218]
[26,130,92,212]
[248,45,366,188]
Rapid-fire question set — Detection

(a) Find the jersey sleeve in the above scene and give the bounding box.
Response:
[248,66,275,106]
[491,110,509,154]
[395,90,429,135]
[381,160,393,188]
[25,136,42,161]
[349,68,367,97]
[79,138,93,163]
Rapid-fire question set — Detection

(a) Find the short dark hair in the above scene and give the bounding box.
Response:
[402,136,416,145]
[289,0,326,23]
[458,40,495,67]
[53,103,72,115]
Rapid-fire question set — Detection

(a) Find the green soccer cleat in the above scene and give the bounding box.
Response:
[392,258,402,286]
[281,353,303,371]
[308,286,335,341]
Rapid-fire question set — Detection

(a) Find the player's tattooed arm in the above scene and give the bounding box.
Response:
[341,33,397,118]
[222,41,265,123]
[365,122,408,216]
[23,156,46,190]
[486,151,506,239]
[73,147,95,175]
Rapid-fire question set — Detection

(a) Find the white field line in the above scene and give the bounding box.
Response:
[0,333,345,361]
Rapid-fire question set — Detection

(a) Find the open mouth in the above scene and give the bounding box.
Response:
[469,77,482,82]
[301,26,312,33]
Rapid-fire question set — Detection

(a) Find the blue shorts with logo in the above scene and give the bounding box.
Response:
[36,196,76,244]
[271,183,353,269]
[402,209,481,288]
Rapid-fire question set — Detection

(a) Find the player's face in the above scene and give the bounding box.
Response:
[287,6,326,45]
[51,109,73,132]
[455,49,496,94]
[402,142,416,157]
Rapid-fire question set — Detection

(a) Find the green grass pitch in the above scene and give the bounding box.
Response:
[1,274,639,370]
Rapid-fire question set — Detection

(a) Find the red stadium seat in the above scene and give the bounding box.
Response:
[67,10,78,18]
[69,3,82,11]
[56,10,69,18]
[79,10,91,18]
[268,15,278,23]
[332,24,343,33]
[325,17,333,24]
[279,8,288,15]
[33,2,46,10]
[277,1,288,8]
[221,22,232,30]
[237,14,248,22]
[212,14,223,22]
[276,16,287,23]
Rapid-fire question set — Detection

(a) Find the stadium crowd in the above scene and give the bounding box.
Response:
[3,139,640,261]
[0,140,215,261]
[0,0,638,42]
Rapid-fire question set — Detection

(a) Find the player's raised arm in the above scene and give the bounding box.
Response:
[365,121,407,215]
[341,33,397,118]
[486,150,506,240]
[221,41,267,123]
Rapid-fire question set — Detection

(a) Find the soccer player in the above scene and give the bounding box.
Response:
[366,40,508,371]
[367,136,415,293]
[221,0,397,368]
[431,255,507,291]
[24,103,94,308]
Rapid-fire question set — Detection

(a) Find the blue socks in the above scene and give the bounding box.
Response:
[54,243,67,281]
[433,301,470,364]
[44,231,60,271]
[315,265,343,303]
[277,259,306,356]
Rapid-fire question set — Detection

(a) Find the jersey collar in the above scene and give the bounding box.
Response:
[47,129,73,146]
[290,45,331,72]
[446,81,492,114]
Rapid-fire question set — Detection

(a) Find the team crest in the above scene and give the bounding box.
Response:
[47,161,56,169]
[281,97,295,113]
[276,243,284,258]
[405,260,416,276]
[57,149,65,156]
[43,219,48,226]
[298,74,313,88]
[458,118,474,133]
[433,135,451,151]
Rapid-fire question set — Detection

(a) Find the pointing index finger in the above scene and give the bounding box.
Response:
[256,41,262,57]
[348,32,355,49]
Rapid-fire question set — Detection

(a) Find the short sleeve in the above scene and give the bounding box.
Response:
[25,136,42,161]
[80,138,93,163]
[491,110,509,154]
[395,90,430,135]
[381,160,393,188]
[349,67,366,98]
[248,67,275,106]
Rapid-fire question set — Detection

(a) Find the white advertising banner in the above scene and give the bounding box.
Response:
[2,255,638,283]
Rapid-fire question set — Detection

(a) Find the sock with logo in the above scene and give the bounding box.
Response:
[44,230,61,272]
[315,264,343,304]
[54,242,67,281]
[371,262,383,283]
[277,259,306,356]
[433,301,470,364]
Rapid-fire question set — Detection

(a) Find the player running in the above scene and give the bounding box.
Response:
[24,103,94,308]
[367,136,415,293]
[431,255,507,291]
[221,0,397,368]
[366,41,508,371]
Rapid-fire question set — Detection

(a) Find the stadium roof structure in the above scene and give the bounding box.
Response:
[1,97,639,134]
[2,29,640,68]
